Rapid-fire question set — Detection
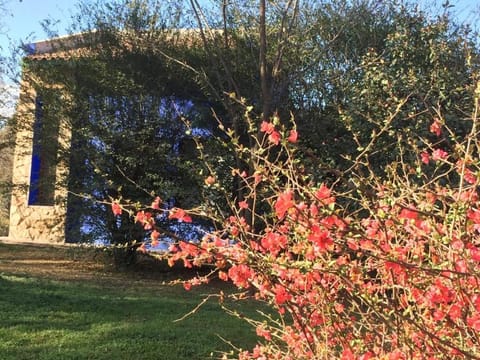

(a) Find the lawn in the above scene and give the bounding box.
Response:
[0,243,259,360]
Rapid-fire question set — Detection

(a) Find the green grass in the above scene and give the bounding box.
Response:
[0,273,258,360]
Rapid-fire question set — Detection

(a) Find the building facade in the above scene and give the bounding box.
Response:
[8,38,75,243]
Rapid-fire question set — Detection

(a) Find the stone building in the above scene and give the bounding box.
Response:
[8,37,80,243]
[6,30,213,244]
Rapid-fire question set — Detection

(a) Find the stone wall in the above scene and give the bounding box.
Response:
[8,72,70,244]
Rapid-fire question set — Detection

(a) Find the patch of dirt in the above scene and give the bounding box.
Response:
[0,240,187,289]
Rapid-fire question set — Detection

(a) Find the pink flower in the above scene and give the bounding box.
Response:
[260,121,275,134]
[111,202,122,216]
[420,151,430,164]
[399,206,418,220]
[275,190,294,219]
[268,130,281,145]
[204,175,216,186]
[151,230,160,247]
[151,196,161,209]
[464,168,477,184]
[169,208,192,223]
[431,148,448,161]
[315,183,335,205]
[238,201,249,209]
[430,119,442,136]
[228,264,253,288]
[287,129,298,143]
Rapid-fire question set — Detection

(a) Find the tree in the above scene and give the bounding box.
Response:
[0,0,16,236]
[33,0,479,243]
[26,1,231,256]
[0,121,12,236]
[97,1,480,358]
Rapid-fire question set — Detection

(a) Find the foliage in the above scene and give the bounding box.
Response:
[111,8,480,353]
[123,81,480,358]
[337,10,478,174]
[25,1,227,246]
[0,0,14,236]
[0,125,12,236]
[20,0,476,248]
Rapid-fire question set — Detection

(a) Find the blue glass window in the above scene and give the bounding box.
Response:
[28,95,58,205]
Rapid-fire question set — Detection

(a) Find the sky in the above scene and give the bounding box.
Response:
[0,0,479,117]
[0,0,77,54]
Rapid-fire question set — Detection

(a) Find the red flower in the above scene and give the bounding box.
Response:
[183,281,192,291]
[135,211,146,223]
[261,232,288,256]
[430,118,442,136]
[238,201,249,209]
[308,225,333,252]
[135,211,154,229]
[467,208,480,224]
[431,148,448,161]
[467,314,480,331]
[151,230,160,247]
[334,303,345,313]
[151,196,162,209]
[448,303,463,321]
[137,243,147,253]
[275,190,294,219]
[315,183,335,205]
[359,352,375,360]
[273,284,292,305]
[169,208,192,223]
[464,168,477,184]
[204,175,216,186]
[347,238,359,251]
[467,208,480,233]
[268,130,281,145]
[254,172,262,185]
[425,192,437,204]
[260,121,275,134]
[228,264,253,288]
[420,151,430,165]
[111,202,122,216]
[426,279,454,304]
[399,206,418,220]
[287,129,298,143]
[218,271,229,282]
[341,348,355,360]
[256,325,272,341]
[470,247,480,262]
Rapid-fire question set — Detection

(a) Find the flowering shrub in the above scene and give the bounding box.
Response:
[112,85,480,358]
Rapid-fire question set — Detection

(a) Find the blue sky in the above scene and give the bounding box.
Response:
[0,0,77,54]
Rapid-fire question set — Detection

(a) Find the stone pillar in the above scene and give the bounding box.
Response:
[8,72,70,244]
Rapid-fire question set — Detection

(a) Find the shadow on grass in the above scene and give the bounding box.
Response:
[0,274,258,360]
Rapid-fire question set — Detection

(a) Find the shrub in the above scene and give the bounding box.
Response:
[112,77,480,360]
